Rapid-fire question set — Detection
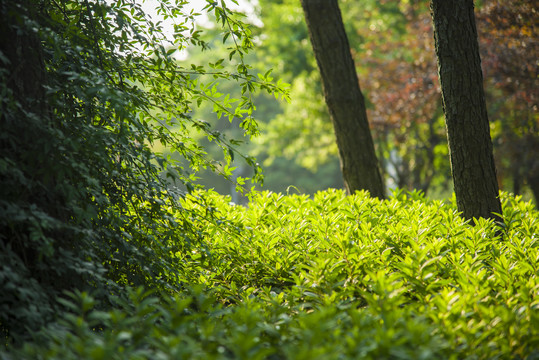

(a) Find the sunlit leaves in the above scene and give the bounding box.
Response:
[7,190,538,358]
[168,188,539,358]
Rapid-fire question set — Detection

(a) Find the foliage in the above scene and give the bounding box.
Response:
[242,0,536,200]
[172,9,342,196]
[249,0,335,174]
[477,0,539,202]
[352,5,449,193]
[246,0,451,195]
[4,189,539,359]
[0,0,285,343]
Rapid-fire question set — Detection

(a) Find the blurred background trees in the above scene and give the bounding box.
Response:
[178,0,538,204]
[477,0,538,203]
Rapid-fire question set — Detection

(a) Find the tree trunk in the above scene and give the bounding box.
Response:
[300,0,385,199]
[430,0,502,223]
[527,158,539,206]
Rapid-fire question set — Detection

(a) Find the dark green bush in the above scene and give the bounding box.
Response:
[0,0,282,344]
[8,286,454,360]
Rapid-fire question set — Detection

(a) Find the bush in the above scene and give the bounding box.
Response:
[0,0,284,344]
[4,189,538,359]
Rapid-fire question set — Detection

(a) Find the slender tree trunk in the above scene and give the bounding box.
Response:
[527,159,539,206]
[430,0,502,223]
[300,0,385,199]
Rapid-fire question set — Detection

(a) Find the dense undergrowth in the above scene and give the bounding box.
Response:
[4,189,538,359]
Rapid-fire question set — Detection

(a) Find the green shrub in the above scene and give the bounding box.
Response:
[172,189,539,358]
[4,189,538,359]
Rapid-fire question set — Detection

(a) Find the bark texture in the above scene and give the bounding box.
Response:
[431,0,502,222]
[300,0,385,199]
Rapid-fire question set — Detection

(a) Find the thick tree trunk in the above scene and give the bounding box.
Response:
[430,0,502,223]
[300,0,385,199]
